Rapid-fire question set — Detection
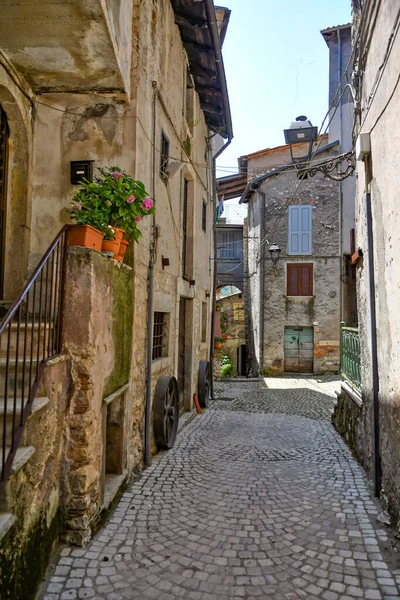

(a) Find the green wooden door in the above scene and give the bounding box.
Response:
[284,326,313,373]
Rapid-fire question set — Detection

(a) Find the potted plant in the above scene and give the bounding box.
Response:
[214,336,225,349]
[67,166,155,255]
[96,167,155,244]
[67,192,110,251]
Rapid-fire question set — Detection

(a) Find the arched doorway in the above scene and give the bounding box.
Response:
[237,344,247,376]
[0,88,31,305]
[0,105,9,299]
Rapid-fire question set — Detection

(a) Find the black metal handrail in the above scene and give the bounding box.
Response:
[0,226,68,496]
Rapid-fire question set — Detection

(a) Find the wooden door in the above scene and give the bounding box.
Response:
[178,298,186,414]
[284,326,313,373]
[0,106,9,300]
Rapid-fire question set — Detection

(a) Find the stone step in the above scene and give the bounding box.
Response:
[0,359,42,396]
[0,446,35,476]
[0,321,55,360]
[0,397,49,445]
[0,512,15,541]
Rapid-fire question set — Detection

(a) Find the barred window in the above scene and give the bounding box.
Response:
[160,131,169,181]
[152,312,168,360]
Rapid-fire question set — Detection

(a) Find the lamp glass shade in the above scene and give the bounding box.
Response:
[268,244,281,265]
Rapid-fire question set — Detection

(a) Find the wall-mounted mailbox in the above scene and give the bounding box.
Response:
[70,160,94,184]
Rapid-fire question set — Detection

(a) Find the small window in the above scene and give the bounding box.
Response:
[186,68,195,132]
[201,302,207,342]
[288,205,312,254]
[202,201,207,233]
[220,232,237,258]
[152,312,168,360]
[233,303,244,322]
[287,264,313,296]
[182,179,189,277]
[160,131,169,181]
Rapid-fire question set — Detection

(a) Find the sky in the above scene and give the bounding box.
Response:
[216,0,352,178]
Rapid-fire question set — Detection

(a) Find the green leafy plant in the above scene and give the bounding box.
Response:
[68,166,155,243]
[221,363,233,378]
[214,336,226,344]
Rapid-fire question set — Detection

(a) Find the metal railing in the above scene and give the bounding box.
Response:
[341,326,361,391]
[0,226,68,495]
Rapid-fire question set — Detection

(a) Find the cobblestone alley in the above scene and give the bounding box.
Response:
[40,378,400,600]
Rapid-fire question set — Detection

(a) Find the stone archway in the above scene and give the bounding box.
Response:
[0,85,31,301]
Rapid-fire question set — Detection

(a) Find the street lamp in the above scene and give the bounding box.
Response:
[284,116,318,168]
[269,244,281,266]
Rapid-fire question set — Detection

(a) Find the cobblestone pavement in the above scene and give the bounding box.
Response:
[40,377,400,600]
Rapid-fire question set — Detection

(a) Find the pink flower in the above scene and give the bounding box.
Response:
[142,197,154,210]
[135,216,141,223]
[126,195,135,203]
[75,202,82,211]
[111,170,123,180]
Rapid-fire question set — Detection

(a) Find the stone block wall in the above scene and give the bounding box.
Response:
[62,247,134,545]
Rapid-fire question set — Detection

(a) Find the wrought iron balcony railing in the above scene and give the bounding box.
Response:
[341,326,361,391]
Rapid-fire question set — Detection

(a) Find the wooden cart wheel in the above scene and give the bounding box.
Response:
[153,376,180,449]
[198,360,211,408]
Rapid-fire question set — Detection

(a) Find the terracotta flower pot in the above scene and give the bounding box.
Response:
[101,238,120,255]
[114,254,123,262]
[67,224,104,251]
[214,341,222,349]
[119,239,129,258]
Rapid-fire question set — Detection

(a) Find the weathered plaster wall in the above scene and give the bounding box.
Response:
[131,0,214,421]
[247,193,262,374]
[0,1,133,93]
[246,151,341,375]
[349,0,400,529]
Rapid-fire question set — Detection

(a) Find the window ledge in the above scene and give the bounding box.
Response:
[286,295,314,299]
[341,380,362,407]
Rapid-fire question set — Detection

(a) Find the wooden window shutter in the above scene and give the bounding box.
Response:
[288,205,312,254]
[300,264,312,295]
[287,264,313,296]
[287,264,298,295]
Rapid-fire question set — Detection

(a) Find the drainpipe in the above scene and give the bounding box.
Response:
[259,191,266,375]
[210,137,231,400]
[365,187,381,497]
[144,82,158,467]
[338,29,345,326]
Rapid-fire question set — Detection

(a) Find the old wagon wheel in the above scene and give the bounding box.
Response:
[198,360,211,408]
[153,376,179,450]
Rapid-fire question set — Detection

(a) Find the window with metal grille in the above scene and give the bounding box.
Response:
[287,264,313,296]
[201,302,207,342]
[152,312,167,360]
[182,178,188,277]
[202,200,207,233]
[160,131,169,181]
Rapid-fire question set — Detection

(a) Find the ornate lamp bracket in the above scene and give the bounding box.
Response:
[299,151,356,182]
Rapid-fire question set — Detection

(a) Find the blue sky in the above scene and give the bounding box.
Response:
[216,0,352,177]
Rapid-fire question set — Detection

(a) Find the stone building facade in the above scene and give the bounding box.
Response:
[216,292,246,377]
[241,139,341,376]
[0,2,232,598]
[333,0,400,533]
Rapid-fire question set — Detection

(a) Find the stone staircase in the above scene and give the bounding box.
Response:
[0,321,52,538]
